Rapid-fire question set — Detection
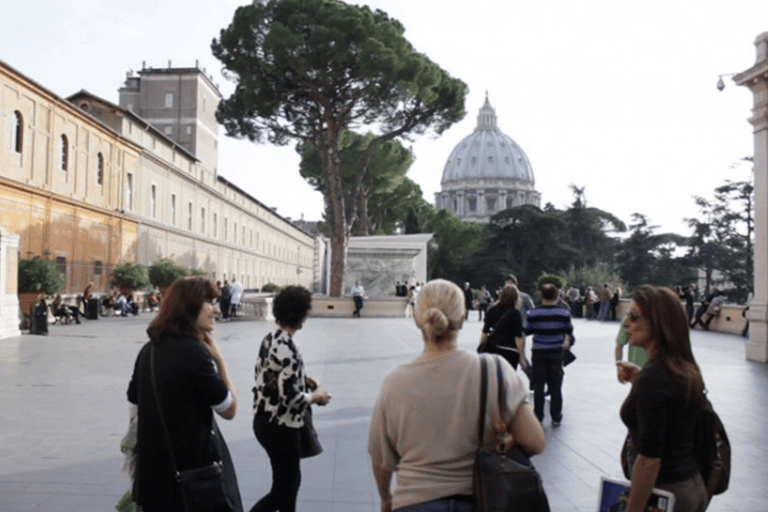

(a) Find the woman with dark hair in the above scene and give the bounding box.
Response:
[251,285,332,512]
[127,276,240,512]
[478,284,527,370]
[617,285,708,512]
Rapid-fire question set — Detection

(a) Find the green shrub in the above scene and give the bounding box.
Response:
[261,283,281,293]
[536,273,566,290]
[110,262,150,289]
[18,256,64,295]
[148,259,189,288]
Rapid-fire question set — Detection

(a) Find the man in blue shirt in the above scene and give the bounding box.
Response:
[523,284,574,426]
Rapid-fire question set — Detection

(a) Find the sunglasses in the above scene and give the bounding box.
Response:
[625,310,640,321]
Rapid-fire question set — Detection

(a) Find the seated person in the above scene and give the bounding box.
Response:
[147,291,160,312]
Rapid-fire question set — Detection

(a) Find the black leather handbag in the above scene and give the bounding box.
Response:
[300,406,323,458]
[473,355,550,512]
[150,344,237,512]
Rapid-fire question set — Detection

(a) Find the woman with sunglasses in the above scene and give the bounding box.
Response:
[617,285,708,512]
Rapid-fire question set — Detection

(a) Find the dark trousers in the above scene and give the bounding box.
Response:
[532,350,564,422]
[250,416,302,512]
[353,296,363,317]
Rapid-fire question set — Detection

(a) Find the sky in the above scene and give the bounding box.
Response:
[2,0,765,236]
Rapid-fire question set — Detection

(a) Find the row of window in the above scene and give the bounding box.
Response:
[140,182,303,258]
[12,110,105,185]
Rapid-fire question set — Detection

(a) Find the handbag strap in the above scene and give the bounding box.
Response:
[149,342,182,478]
[477,355,507,447]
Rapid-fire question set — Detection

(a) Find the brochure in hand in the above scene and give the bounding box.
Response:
[597,476,675,512]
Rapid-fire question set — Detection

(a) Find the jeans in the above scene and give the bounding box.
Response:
[597,300,610,320]
[656,472,708,512]
[250,416,301,512]
[353,296,364,317]
[395,496,472,512]
[532,350,564,422]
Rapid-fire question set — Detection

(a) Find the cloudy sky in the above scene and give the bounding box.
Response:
[2,0,765,235]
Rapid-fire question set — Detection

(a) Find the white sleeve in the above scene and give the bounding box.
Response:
[212,391,233,413]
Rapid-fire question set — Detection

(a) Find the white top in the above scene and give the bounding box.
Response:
[368,350,527,510]
[351,284,364,296]
[230,280,243,305]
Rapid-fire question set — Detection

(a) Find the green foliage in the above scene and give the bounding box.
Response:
[536,273,566,290]
[17,256,64,295]
[189,268,208,276]
[212,0,467,295]
[110,263,150,289]
[261,283,281,293]
[616,213,693,289]
[686,180,753,303]
[148,259,190,288]
[424,208,483,282]
[299,132,420,235]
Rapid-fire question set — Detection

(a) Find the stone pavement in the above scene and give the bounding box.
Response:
[0,312,765,511]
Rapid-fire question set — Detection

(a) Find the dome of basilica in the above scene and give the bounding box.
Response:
[435,95,540,222]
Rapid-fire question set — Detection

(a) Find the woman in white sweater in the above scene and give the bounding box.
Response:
[368,279,545,512]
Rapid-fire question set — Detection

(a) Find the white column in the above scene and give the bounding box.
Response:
[0,227,21,339]
[736,32,768,362]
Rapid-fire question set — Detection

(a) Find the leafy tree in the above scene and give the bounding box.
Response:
[686,180,753,302]
[423,208,484,282]
[564,185,626,267]
[212,0,467,295]
[299,131,415,235]
[616,213,692,288]
[564,262,627,296]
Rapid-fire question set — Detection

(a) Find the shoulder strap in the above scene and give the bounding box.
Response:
[150,342,181,477]
[478,355,508,447]
[490,307,514,335]
[478,355,488,446]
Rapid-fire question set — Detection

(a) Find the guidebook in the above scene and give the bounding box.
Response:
[597,476,676,512]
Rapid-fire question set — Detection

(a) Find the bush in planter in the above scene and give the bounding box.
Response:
[535,272,566,291]
[261,283,281,293]
[18,256,65,295]
[148,259,189,289]
[110,262,150,290]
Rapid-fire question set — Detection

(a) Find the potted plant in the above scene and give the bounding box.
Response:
[148,259,189,295]
[109,262,150,295]
[17,256,65,315]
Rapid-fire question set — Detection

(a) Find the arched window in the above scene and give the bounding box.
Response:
[59,135,69,172]
[13,111,23,153]
[96,153,104,185]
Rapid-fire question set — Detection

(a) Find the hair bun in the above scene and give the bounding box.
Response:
[423,307,450,336]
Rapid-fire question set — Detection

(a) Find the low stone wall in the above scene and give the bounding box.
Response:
[310,296,408,318]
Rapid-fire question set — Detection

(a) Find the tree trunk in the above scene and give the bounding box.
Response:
[320,140,347,297]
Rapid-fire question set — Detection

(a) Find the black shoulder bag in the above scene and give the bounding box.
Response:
[150,343,236,512]
[473,355,550,512]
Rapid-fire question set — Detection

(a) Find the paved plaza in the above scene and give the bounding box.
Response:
[0,310,765,511]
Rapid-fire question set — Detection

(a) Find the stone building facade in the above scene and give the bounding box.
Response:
[1,59,315,296]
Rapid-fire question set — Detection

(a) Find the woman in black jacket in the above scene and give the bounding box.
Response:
[617,285,707,512]
[127,276,239,511]
[478,284,527,370]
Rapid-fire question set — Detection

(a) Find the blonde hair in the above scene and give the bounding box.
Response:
[414,279,465,343]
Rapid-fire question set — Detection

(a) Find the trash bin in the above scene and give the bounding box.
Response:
[86,297,99,319]
[30,301,48,335]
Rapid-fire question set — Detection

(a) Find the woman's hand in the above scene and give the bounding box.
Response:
[380,497,392,512]
[520,357,530,372]
[311,390,332,406]
[616,361,641,384]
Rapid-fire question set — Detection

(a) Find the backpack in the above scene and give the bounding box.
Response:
[695,396,730,496]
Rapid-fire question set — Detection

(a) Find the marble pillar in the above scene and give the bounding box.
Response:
[0,227,21,339]
[735,32,768,362]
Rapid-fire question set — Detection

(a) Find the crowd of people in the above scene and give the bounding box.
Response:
[117,272,720,512]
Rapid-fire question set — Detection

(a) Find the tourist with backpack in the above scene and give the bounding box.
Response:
[616,285,715,512]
